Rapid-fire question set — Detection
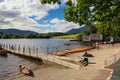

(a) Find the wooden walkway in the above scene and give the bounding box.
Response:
[5,48,81,70]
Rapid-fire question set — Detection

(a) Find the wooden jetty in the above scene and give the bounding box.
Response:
[4,47,81,69]
[0,49,8,55]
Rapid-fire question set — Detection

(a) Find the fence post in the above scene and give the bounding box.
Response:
[23,45,25,56]
[56,47,58,52]
[8,44,10,51]
[33,46,35,54]
[36,47,38,63]
[18,45,20,53]
[11,44,13,52]
[28,46,31,60]
[13,44,15,53]
[3,43,5,48]
[47,47,49,54]
[6,44,8,49]
[14,44,16,53]
[0,44,1,49]
[46,47,49,60]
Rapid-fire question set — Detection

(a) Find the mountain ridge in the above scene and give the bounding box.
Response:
[0,29,38,34]
[66,26,87,34]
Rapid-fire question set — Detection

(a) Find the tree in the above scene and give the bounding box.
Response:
[40,0,61,4]
[40,0,120,38]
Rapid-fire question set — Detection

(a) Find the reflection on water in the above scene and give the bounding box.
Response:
[0,53,40,79]
[0,39,82,79]
[0,39,83,53]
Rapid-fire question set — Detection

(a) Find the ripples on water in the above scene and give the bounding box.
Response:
[0,39,82,79]
[0,53,39,79]
[0,39,82,53]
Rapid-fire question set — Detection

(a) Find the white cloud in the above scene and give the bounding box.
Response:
[44,30,54,33]
[0,0,59,32]
[36,24,51,28]
[50,18,65,24]
[0,0,81,33]
[50,18,81,32]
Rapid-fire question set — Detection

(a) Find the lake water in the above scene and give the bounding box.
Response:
[0,39,82,79]
[0,53,40,79]
[0,39,83,53]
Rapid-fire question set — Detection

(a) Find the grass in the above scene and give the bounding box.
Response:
[53,34,79,39]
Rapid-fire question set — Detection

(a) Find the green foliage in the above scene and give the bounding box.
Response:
[40,0,120,40]
[40,0,61,4]
[65,0,120,24]
[0,32,66,39]
[76,33,83,41]
[53,34,78,39]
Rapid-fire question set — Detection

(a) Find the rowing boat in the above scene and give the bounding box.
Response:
[19,65,30,75]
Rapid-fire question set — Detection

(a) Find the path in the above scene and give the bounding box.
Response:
[6,43,120,80]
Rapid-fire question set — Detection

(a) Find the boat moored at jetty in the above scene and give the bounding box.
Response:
[0,49,8,55]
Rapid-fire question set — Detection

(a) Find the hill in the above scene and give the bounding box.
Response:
[66,26,87,34]
[0,29,38,34]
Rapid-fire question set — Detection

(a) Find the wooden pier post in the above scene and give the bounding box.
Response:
[8,44,11,51]
[6,44,8,48]
[23,45,25,56]
[36,47,38,63]
[18,45,20,54]
[33,46,35,54]
[3,43,5,48]
[32,46,35,60]
[0,44,2,49]
[13,44,15,53]
[47,47,49,54]
[28,46,31,60]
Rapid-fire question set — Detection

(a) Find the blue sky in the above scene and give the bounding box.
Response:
[40,5,65,21]
[0,0,80,33]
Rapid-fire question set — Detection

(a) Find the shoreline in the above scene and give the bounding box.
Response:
[7,43,120,80]
[6,59,70,80]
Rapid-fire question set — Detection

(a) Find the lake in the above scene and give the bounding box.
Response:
[0,39,83,79]
[0,39,83,53]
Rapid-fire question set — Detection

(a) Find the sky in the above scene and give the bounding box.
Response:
[0,0,81,33]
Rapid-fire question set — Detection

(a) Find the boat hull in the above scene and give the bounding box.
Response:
[0,50,8,55]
